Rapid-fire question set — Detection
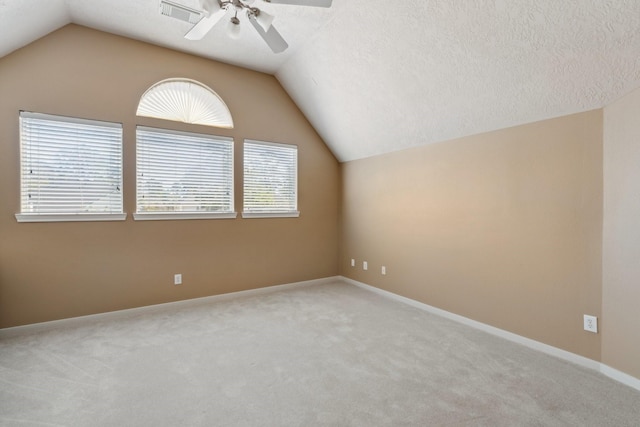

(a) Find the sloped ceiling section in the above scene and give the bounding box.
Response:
[1,1,640,162]
[276,0,640,161]
[67,0,339,74]
[0,0,70,58]
[0,0,338,73]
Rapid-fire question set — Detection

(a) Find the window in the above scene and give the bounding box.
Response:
[136,78,234,129]
[16,112,125,223]
[243,140,298,218]
[135,127,235,220]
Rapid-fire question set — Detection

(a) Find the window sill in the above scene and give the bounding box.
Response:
[242,211,300,219]
[133,212,238,221]
[15,213,127,223]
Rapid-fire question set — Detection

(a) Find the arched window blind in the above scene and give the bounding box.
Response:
[136,78,234,129]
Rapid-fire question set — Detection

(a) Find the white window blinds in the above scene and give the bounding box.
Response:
[136,78,234,129]
[136,127,234,218]
[243,140,298,217]
[18,111,124,220]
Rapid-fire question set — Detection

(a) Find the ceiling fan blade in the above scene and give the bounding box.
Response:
[184,6,225,40]
[248,14,289,53]
[264,0,332,7]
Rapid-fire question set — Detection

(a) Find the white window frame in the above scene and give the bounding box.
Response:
[242,139,299,219]
[134,126,236,221]
[15,111,126,223]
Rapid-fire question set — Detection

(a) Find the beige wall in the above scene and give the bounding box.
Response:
[3,24,638,379]
[0,25,339,328]
[603,87,640,379]
[340,111,603,360]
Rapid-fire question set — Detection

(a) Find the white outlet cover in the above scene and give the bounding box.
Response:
[381,266,386,275]
[351,259,355,267]
[583,314,598,333]
[174,274,182,285]
[363,261,368,270]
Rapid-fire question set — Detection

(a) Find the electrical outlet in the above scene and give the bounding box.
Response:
[174,274,182,285]
[351,259,355,267]
[363,261,368,271]
[381,266,386,275]
[583,314,598,333]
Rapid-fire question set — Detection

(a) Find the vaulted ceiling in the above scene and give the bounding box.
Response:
[2,0,639,161]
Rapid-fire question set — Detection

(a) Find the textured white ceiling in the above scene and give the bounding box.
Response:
[0,0,338,72]
[0,0,70,58]
[1,0,640,161]
[277,0,640,161]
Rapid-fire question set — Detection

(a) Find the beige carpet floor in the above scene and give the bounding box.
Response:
[1,279,640,426]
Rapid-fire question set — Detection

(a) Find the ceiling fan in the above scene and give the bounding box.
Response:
[160,0,333,53]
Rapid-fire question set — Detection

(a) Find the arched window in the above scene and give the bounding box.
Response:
[136,78,234,128]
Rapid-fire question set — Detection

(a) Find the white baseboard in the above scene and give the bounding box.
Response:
[3,274,638,392]
[0,276,341,339]
[600,364,640,392]
[341,276,640,392]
